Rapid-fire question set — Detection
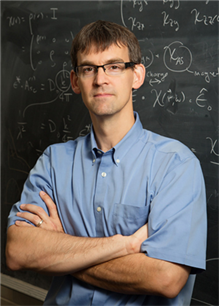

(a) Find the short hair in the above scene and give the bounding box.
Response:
[70,20,142,68]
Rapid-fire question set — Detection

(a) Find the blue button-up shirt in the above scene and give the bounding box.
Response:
[8,112,207,306]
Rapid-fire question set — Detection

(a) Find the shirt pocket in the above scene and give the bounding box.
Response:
[110,203,149,236]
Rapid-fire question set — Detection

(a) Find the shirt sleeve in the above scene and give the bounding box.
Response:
[7,147,54,228]
[141,156,207,274]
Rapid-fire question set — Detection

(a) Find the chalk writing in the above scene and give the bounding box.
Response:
[29,12,44,35]
[152,88,185,110]
[79,124,91,137]
[163,41,192,72]
[130,0,148,12]
[55,69,71,93]
[151,87,212,113]
[132,89,137,103]
[196,88,209,109]
[128,16,145,31]
[191,8,219,26]
[163,0,180,10]
[7,15,25,27]
[13,76,37,93]
[17,122,27,140]
[189,68,219,84]
[121,0,145,30]
[23,95,59,118]
[8,130,31,174]
[206,137,219,165]
[191,298,214,306]
[12,66,72,118]
[146,71,168,86]
[50,8,58,20]
[162,11,180,31]
[140,49,154,69]
[207,191,219,210]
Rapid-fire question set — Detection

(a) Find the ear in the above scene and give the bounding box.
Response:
[70,70,81,94]
[132,64,145,90]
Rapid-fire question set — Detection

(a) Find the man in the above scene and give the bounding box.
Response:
[6,20,207,305]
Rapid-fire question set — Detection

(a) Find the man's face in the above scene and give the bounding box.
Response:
[71,44,136,120]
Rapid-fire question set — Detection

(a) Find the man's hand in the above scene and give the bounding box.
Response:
[126,222,148,254]
[15,191,148,247]
[7,190,147,275]
[16,191,64,233]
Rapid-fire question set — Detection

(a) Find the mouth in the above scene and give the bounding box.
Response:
[94,92,112,97]
[93,93,113,98]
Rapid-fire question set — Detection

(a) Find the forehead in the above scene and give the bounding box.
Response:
[77,44,130,65]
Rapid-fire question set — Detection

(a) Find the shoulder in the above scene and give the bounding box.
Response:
[141,129,196,163]
[43,135,89,155]
[42,135,89,159]
[138,129,202,181]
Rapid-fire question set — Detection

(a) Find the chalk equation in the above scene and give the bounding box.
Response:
[6,7,74,71]
[162,11,179,31]
[163,0,180,10]
[121,0,146,30]
[13,69,71,94]
[18,116,71,140]
[141,40,218,84]
[2,1,217,172]
[206,137,219,166]
[163,41,192,72]
[191,8,219,26]
[7,8,58,30]
[139,86,212,112]
[121,0,218,33]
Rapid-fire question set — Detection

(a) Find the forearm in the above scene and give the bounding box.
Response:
[6,225,137,275]
[73,253,156,295]
[73,253,191,298]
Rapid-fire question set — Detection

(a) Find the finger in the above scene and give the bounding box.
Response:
[20,204,48,222]
[39,191,59,218]
[17,211,42,226]
[15,220,34,227]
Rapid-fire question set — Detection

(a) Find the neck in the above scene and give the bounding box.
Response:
[91,111,135,152]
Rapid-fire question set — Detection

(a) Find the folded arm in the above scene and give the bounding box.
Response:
[6,192,190,298]
[6,193,147,275]
[73,253,190,298]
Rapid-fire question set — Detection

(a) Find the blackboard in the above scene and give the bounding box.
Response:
[1,1,218,305]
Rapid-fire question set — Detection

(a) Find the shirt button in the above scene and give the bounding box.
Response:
[97,206,102,212]
[116,159,120,163]
[93,159,96,163]
[101,172,107,177]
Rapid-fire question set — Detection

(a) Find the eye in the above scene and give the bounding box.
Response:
[109,64,122,70]
[82,66,95,74]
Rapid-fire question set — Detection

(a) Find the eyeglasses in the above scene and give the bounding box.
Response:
[75,62,136,78]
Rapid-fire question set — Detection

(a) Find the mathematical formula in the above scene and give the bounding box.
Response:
[2,1,218,168]
[121,0,218,32]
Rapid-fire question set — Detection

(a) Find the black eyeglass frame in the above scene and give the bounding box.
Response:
[74,62,137,77]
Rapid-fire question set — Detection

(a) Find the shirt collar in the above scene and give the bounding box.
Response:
[90,112,144,166]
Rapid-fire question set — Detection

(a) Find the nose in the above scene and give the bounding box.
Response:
[93,66,108,85]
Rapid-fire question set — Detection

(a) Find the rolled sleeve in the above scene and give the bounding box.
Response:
[7,147,53,228]
[141,156,207,273]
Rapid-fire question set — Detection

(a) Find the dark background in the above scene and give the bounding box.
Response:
[1,1,218,305]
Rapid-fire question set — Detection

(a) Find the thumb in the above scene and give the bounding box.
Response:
[39,191,58,218]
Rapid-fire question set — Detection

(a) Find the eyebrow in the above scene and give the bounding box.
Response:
[78,58,126,66]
